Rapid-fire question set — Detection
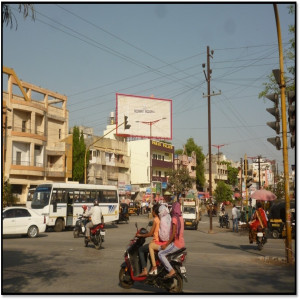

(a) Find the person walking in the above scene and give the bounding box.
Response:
[232,204,239,233]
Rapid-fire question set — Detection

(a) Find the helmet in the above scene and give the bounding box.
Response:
[82,205,87,211]
[93,199,99,206]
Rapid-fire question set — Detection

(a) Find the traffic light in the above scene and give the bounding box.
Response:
[287,91,295,148]
[266,93,281,150]
[246,177,252,188]
[124,115,131,130]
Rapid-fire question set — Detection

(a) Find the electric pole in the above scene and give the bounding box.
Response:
[202,46,221,233]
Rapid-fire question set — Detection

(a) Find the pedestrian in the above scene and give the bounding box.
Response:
[232,204,239,232]
[135,203,160,276]
[158,201,185,279]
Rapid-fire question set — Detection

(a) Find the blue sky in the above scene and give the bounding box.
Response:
[3,2,295,172]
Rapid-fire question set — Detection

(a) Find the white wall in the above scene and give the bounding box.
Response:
[128,140,150,185]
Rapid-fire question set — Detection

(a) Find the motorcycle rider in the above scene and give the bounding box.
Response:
[248,202,268,243]
[83,199,104,241]
[158,201,185,279]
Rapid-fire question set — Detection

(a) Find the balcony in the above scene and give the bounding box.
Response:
[45,164,65,177]
[46,142,65,155]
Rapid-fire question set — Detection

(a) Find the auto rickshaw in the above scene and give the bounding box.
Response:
[117,203,129,224]
[268,201,295,239]
[128,201,140,215]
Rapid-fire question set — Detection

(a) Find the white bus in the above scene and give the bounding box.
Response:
[31,183,119,232]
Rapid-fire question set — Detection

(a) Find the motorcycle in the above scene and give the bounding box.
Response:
[119,222,187,293]
[73,215,88,238]
[256,225,267,251]
[219,213,230,229]
[84,223,105,250]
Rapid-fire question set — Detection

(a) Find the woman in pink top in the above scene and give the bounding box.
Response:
[158,201,185,278]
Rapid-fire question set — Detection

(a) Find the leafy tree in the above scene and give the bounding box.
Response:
[214,181,233,203]
[167,168,194,200]
[176,138,205,190]
[2,4,35,30]
[72,126,88,183]
[259,5,295,99]
[266,175,285,200]
[3,178,18,207]
[227,165,239,187]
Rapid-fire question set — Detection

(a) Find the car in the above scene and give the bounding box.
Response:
[3,207,47,238]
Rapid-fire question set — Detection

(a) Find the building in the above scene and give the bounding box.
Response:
[2,67,72,204]
[128,139,175,197]
[174,151,197,190]
[204,153,228,193]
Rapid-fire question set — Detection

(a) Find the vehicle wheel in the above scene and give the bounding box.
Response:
[27,225,39,238]
[257,241,263,251]
[95,234,102,250]
[119,267,134,289]
[54,219,64,232]
[168,273,183,293]
[73,229,79,238]
[272,230,279,239]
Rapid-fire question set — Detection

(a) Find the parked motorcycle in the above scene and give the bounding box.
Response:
[84,223,105,250]
[73,215,88,238]
[219,213,230,229]
[119,222,187,293]
[256,225,267,251]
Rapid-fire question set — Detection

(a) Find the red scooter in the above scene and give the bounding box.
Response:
[84,223,105,250]
[119,222,187,293]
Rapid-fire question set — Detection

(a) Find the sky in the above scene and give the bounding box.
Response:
[2,2,296,173]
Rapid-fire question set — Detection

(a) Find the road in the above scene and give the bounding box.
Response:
[2,212,296,294]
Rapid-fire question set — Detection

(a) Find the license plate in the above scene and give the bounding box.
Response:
[100,231,105,236]
[257,232,263,237]
[180,266,186,274]
[186,222,192,225]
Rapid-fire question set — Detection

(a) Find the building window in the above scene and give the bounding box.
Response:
[22,120,26,132]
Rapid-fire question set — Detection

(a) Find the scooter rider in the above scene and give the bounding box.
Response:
[84,200,104,241]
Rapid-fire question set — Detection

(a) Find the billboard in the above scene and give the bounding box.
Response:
[116,93,172,139]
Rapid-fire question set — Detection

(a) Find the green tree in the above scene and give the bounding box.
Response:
[176,138,205,190]
[2,4,35,30]
[227,165,239,187]
[72,126,88,183]
[259,5,295,99]
[3,178,18,207]
[167,168,194,200]
[214,181,233,203]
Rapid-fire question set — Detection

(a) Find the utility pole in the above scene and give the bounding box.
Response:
[202,46,221,233]
[273,4,293,264]
[212,144,226,164]
[240,158,243,210]
[258,155,261,190]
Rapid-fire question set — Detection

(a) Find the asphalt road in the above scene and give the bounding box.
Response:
[2,212,296,294]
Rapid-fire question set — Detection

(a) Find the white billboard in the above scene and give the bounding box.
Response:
[116,93,172,140]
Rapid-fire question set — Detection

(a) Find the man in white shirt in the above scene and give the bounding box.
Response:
[84,200,104,240]
[231,204,239,232]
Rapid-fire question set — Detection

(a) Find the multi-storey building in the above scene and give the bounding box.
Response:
[128,139,174,196]
[2,67,72,204]
[204,153,228,193]
[174,151,197,190]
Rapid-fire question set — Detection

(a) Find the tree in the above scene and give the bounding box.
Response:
[258,5,295,99]
[214,181,233,203]
[2,4,35,30]
[72,126,88,183]
[3,178,18,207]
[176,138,205,190]
[167,168,194,200]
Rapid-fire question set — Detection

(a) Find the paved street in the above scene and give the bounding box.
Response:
[2,211,296,294]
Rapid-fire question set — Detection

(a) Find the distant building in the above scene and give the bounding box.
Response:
[3,67,72,205]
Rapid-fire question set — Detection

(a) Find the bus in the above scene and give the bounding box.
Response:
[31,183,119,232]
[26,188,36,209]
